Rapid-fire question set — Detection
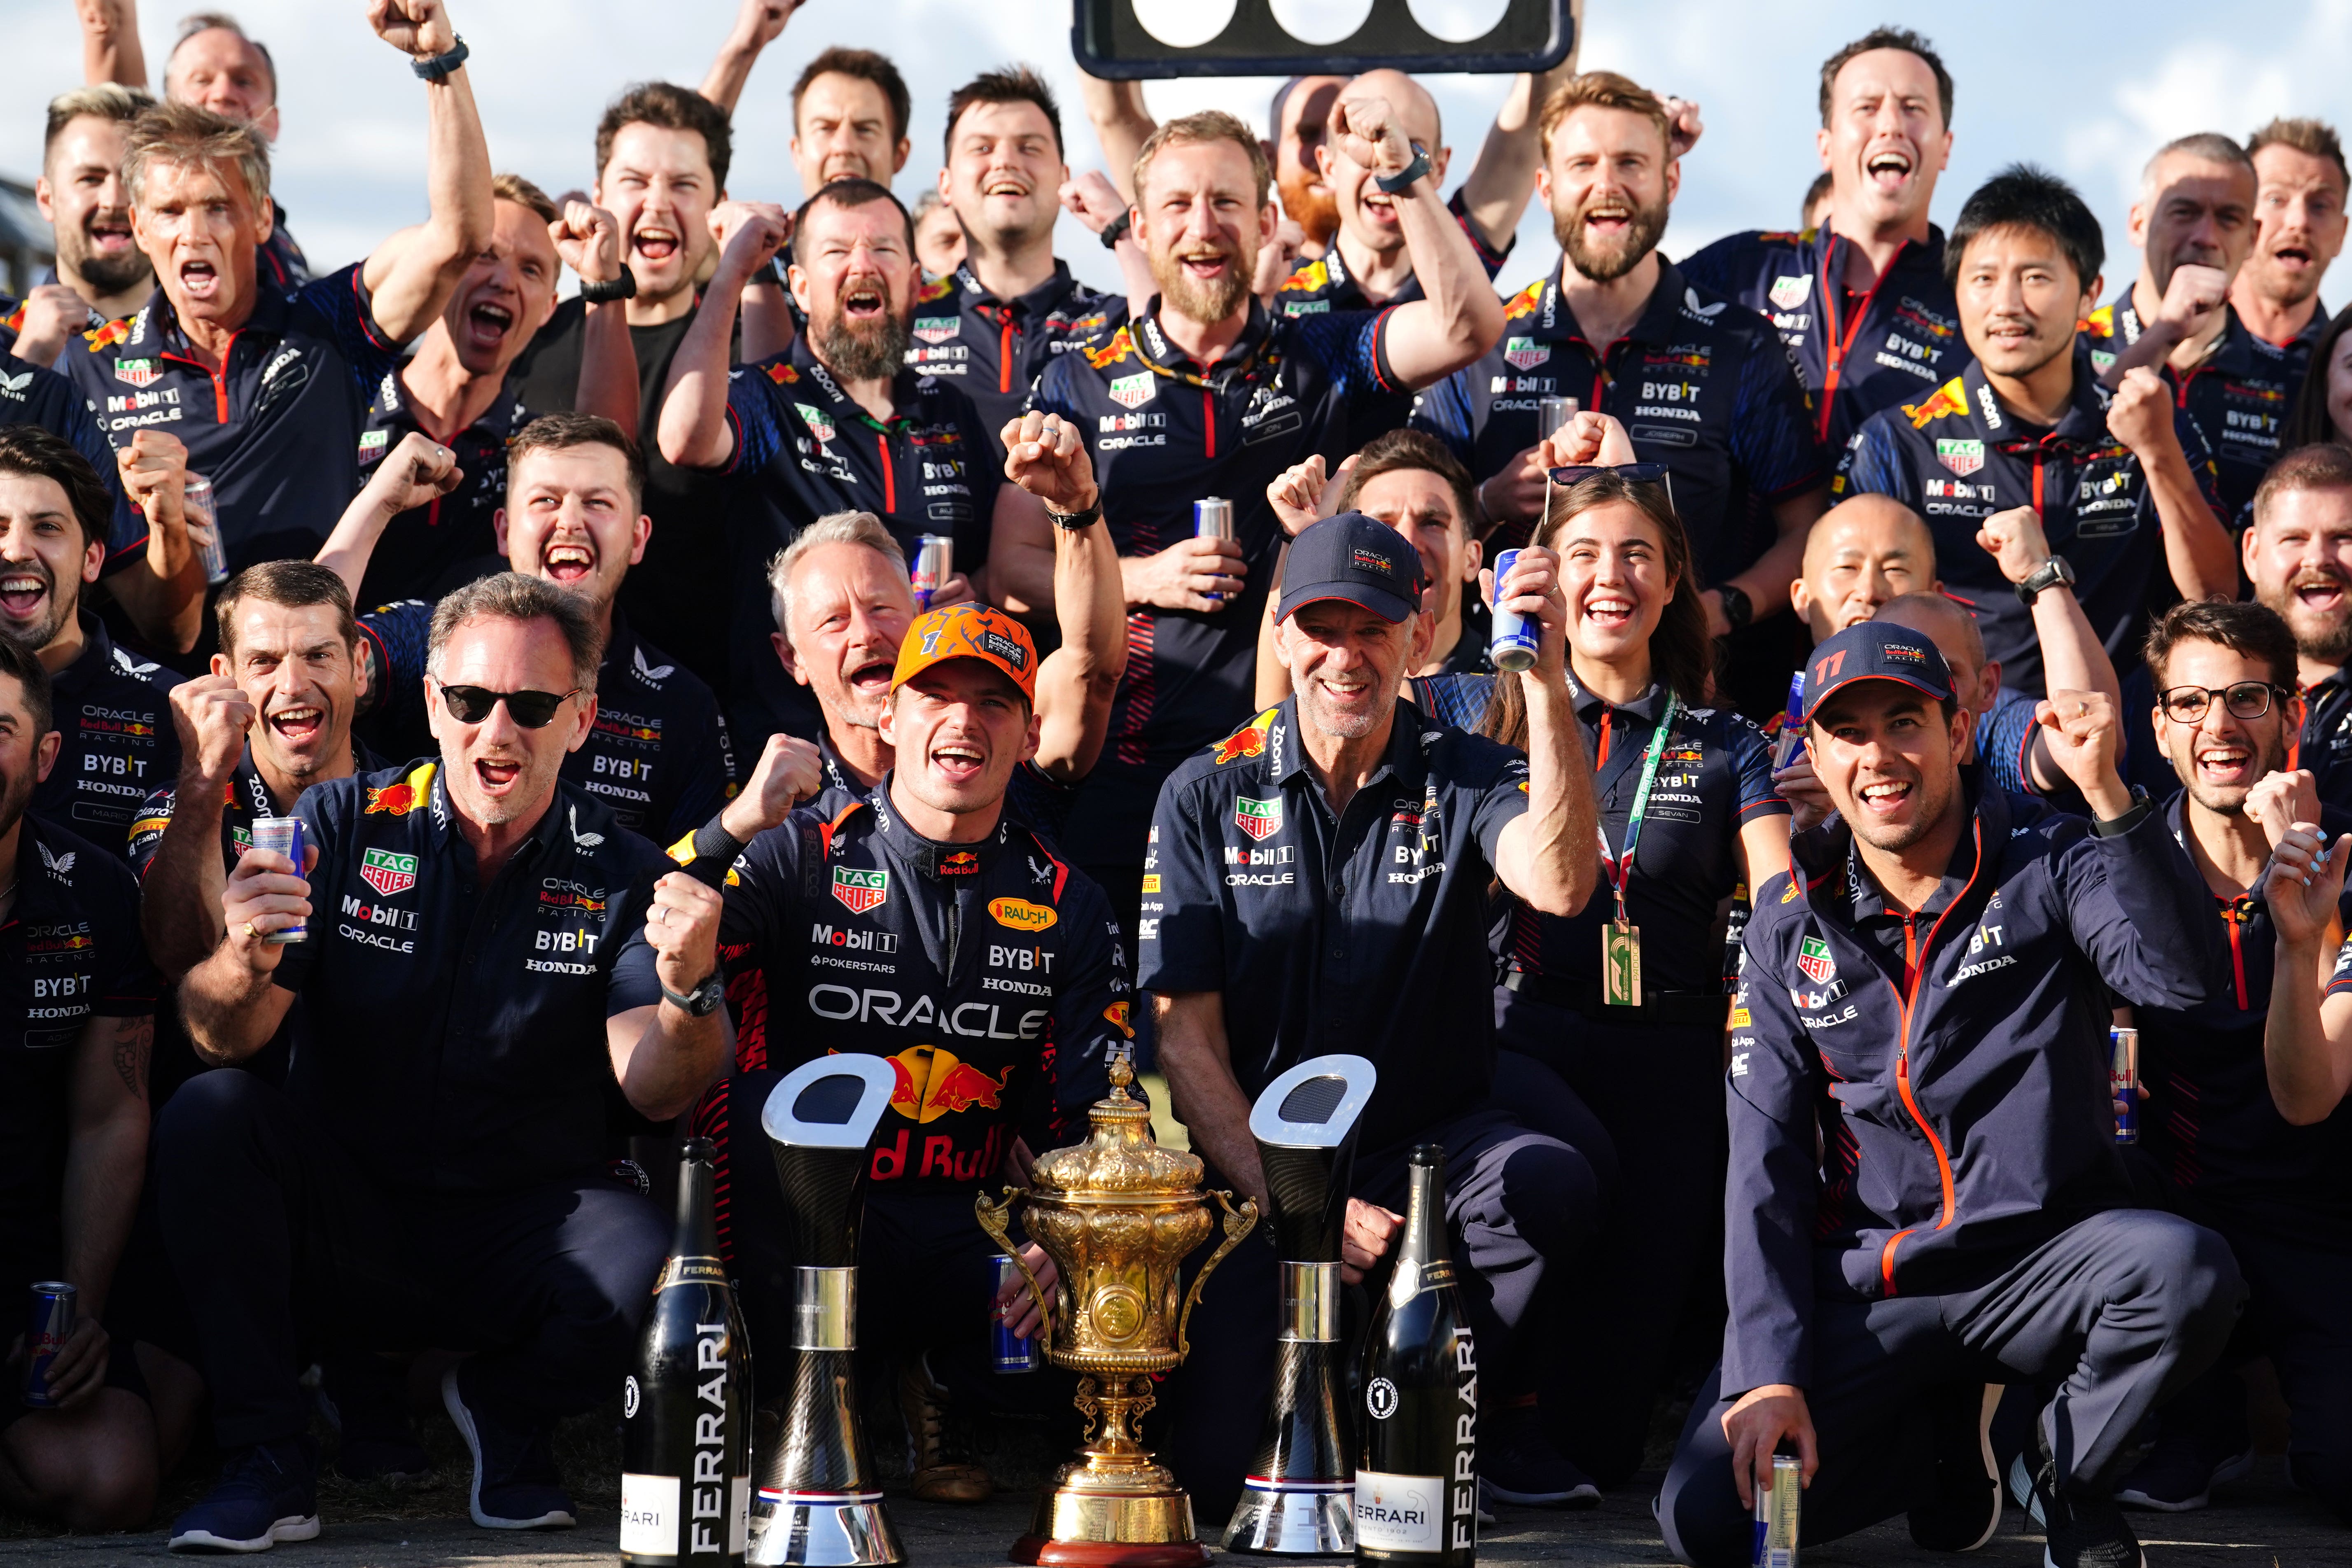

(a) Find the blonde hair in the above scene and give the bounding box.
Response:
[1538,71,1670,161]
[1133,110,1270,208]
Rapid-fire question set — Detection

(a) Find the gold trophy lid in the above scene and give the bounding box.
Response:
[1030,1052,1204,1199]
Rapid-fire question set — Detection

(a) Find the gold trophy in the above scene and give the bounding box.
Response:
[977,1053,1258,1567]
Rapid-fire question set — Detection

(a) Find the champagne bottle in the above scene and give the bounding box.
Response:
[623,1139,754,1566]
[1354,1145,1475,1567]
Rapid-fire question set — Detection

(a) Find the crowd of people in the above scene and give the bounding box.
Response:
[0,2,2347,1563]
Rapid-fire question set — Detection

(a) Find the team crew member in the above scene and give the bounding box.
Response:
[1835,166,2231,696]
[1082,72,1351,259]
[2245,445,2352,812]
[322,417,735,843]
[65,6,492,575]
[7,86,156,364]
[0,429,187,847]
[911,69,1117,444]
[912,190,966,279]
[998,104,1505,945]
[2080,134,2291,526]
[659,181,999,748]
[0,637,162,1532]
[2105,603,2352,1516]
[1680,28,1967,452]
[1483,467,1791,1490]
[682,605,1127,1501]
[158,574,723,1549]
[1145,514,1602,1517]
[2231,119,2346,373]
[1413,72,1828,675]
[1658,621,2242,1568]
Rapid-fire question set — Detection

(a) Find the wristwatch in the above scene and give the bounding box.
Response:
[410,37,469,82]
[1715,583,1752,634]
[662,971,726,1017]
[1374,142,1433,195]
[1046,500,1102,532]
[579,271,637,303]
[2015,555,2077,605]
[1099,210,1133,250]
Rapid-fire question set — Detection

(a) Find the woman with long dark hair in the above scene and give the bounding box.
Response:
[2287,304,2352,450]
[1481,452,1794,1494]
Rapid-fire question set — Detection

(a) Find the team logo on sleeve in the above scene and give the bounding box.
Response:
[1768,274,1812,311]
[1797,936,1837,985]
[832,866,889,914]
[1108,371,1157,409]
[1234,797,1282,840]
[359,849,418,897]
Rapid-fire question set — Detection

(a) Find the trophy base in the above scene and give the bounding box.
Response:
[1222,1477,1355,1555]
[1009,1459,1208,1567]
[745,1490,904,1566]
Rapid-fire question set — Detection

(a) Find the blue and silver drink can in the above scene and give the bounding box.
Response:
[1776,670,1808,770]
[1536,394,1579,444]
[912,534,954,610]
[1195,498,1234,602]
[1487,548,1540,673]
[989,1254,1037,1373]
[250,817,307,944]
[24,1282,74,1409]
[1752,1451,1800,1566]
[2111,1027,2139,1145]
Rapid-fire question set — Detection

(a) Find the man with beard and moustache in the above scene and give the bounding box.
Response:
[911,68,1118,450]
[660,182,999,753]
[2235,121,2347,355]
[4,86,154,367]
[1082,72,1352,260]
[322,416,734,845]
[2243,443,2352,814]
[1681,27,1966,454]
[1413,71,1827,716]
[0,427,188,852]
[992,104,1504,975]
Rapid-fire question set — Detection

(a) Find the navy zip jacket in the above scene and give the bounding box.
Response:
[1724,777,2217,1395]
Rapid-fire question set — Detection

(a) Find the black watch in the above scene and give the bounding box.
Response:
[1047,500,1102,532]
[662,971,725,1017]
[1374,142,1433,195]
[1715,583,1752,634]
[1099,210,1133,250]
[2015,555,2076,605]
[410,37,469,82]
[579,270,637,304]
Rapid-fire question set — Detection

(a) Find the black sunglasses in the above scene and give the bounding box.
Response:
[436,683,583,728]
[2159,681,2289,724]
[1548,463,1675,486]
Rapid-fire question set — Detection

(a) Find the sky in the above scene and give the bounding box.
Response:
[0,0,2344,307]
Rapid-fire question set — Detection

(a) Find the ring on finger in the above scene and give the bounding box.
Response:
[654,904,670,925]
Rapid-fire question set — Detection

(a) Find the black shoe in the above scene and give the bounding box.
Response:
[440,1366,576,1530]
[168,1437,322,1553]
[2030,1423,2142,1568]
[1477,1402,1600,1509]
[317,1353,432,1486]
[1908,1381,2002,1551]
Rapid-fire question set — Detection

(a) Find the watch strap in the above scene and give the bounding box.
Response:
[1099,211,1133,250]
[1047,501,1102,532]
[662,971,724,1016]
[410,36,470,82]
[2014,555,2076,605]
[1717,583,1752,632]
[1374,142,1433,195]
[579,270,637,303]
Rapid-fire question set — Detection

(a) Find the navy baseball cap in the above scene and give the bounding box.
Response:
[1801,621,1953,722]
[1276,512,1426,625]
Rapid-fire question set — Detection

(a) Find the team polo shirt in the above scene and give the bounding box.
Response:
[1273,190,1511,318]
[1028,300,1402,867]
[1411,256,1827,579]
[713,785,1127,1187]
[1679,225,1966,453]
[351,366,533,609]
[2301,667,2352,818]
[904,261,1118,446]
[1832,348,2227,694]
[1494,683,1785,1002]
[0,815,156,1263]
[355,603,733,842]
[1139,697,1530,1157]
[63,266,402,572]
[275,761,669,1192]
[37,612,183,847]
[2080,290,2323,528]
[0,345,142,563]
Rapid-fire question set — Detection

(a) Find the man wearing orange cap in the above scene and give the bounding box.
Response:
[677,602,1129,1504]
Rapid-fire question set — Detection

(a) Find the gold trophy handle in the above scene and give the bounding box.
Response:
[974,1187,1052,1331]
[1175,1189,1259,1360]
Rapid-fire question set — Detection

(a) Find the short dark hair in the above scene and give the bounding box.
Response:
[1335,430,1478,539]
[2248,116,2350,192]
[214,560,356,662]
[795,48,911,150]
[2253,441,2352,528]
[2289,308,2352,450]
[1818,26,1953,131]
[1946,163,2104,296]
[0,425,111,555]
[792,178,916,265]
[595,82,732,194]
[945,66,1064,162]
[2144,598,2301,693]
[507,413,645,513]
[0,631,55,743]
[428,573,603,695]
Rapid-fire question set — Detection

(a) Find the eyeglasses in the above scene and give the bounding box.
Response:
[1548,463,1675,487]
[2158,681,2289,724]
[436,684,583,728]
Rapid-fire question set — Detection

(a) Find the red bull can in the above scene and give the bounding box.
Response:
[25,1282,74,1409]
[2111,1027,2139,1145]
[1195,498,1235,603]
[251,817,307,943]
[1752,1451,1800,1566]
[1775,671,1808,770]
[989,1254,1038,1373]
[912,534,954,610]
[1536,394,1579,444]
[1487,548,1540,673]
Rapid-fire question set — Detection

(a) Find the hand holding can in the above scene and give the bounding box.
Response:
[183,475,228,586]
[911,534,954,611]
[249,818,309,943]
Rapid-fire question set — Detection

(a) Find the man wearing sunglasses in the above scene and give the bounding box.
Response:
[319,414,735,845]
[157,573,725,1549]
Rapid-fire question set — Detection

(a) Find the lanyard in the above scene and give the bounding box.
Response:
[1595,693,1678,923]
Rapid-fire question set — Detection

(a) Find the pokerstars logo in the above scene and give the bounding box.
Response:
[1936,439,1985,476]
[833,866,889,915]
[1234,796,1282,841]
[359,848,417,898]
[1108,371,1156,409]
[1797,936,1837,986]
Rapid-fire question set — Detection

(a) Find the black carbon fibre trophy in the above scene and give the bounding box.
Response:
[1225,1055,1378,1554]
[623,1139,753,1565]
[746,1056,904,1568]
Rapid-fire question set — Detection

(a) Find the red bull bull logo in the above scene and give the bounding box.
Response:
[882,1045,1016,1123]
[940,850,980,877]
[1904,378,1969,429]
[1214,710,1277,766]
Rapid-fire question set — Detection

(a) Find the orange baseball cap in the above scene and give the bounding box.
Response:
[890,604,1039,703]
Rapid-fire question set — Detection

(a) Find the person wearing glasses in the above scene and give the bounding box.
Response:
[157,572,724,1549]
[2099,599,2352,1517]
